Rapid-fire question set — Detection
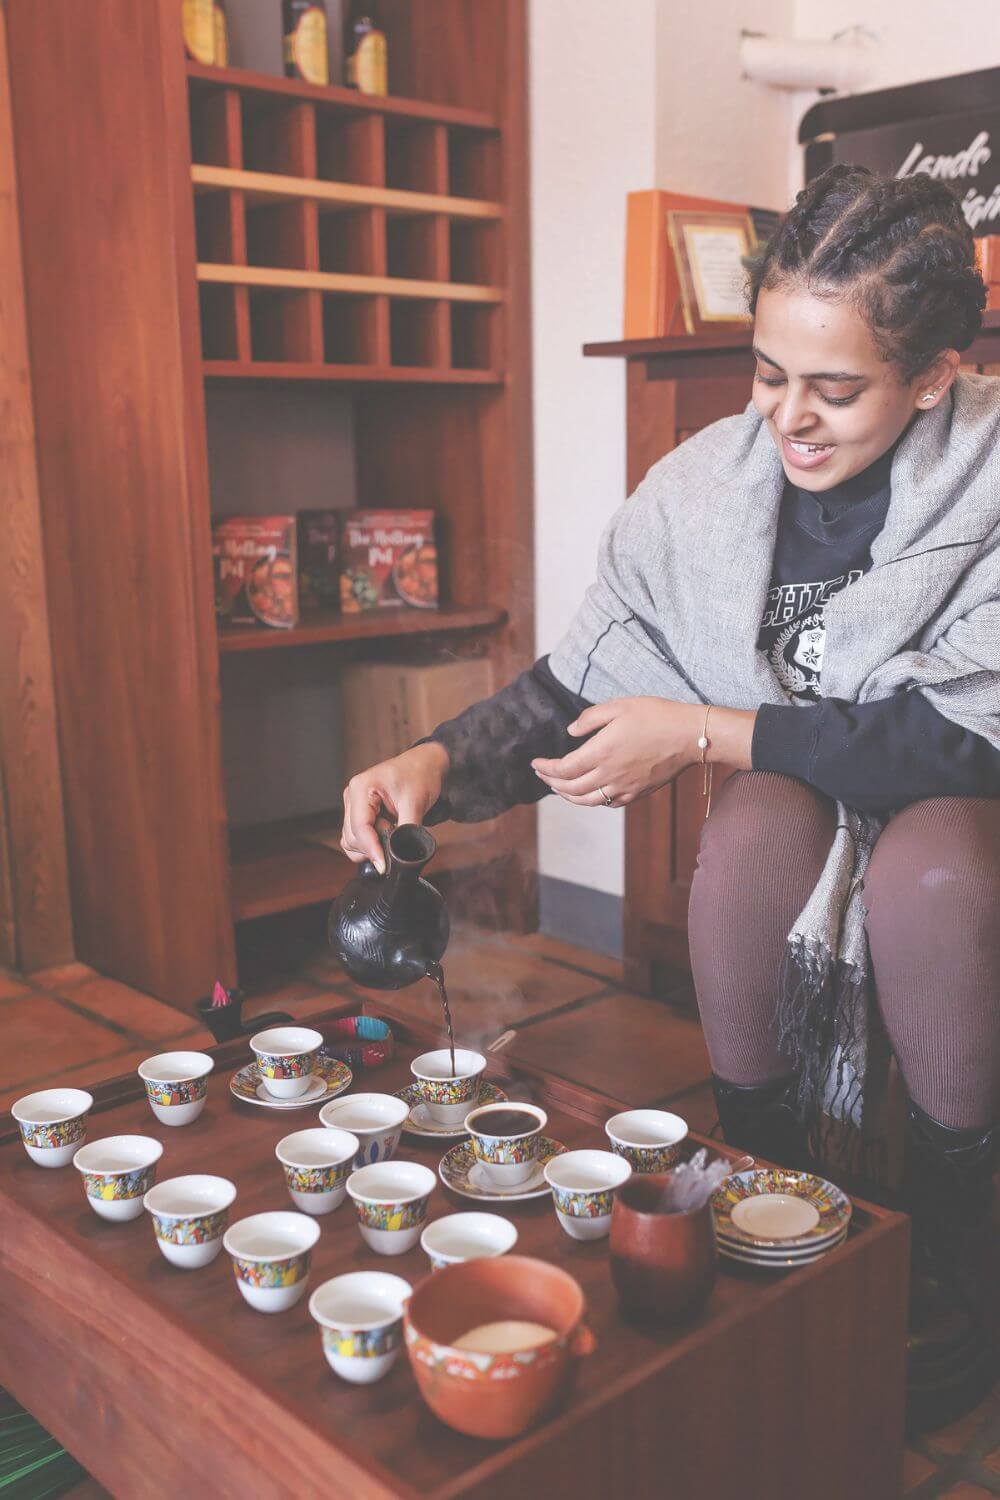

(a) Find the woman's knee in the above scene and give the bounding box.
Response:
[866,798,1000,942]
[696,770,836,874]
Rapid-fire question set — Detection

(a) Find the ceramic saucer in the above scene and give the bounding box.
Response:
[438,1136,567,1202]
[711,1168,851,1250]
[229,1055,352,1110]
[718,1226,848,1269]
[396,1080,507,1139]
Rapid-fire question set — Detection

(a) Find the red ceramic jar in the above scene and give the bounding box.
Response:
[404,1255,594,1439]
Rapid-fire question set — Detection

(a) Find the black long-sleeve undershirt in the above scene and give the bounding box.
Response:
[425,656,1000,823]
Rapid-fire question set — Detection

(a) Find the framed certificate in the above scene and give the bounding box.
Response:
[666,210,756,335]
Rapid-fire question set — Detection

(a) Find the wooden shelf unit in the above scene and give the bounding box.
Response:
[189,63,505,378]
[5,0,535,1006]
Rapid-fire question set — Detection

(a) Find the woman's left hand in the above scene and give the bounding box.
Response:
[530,697,703,807]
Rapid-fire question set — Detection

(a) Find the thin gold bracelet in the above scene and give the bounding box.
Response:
[697,705,714,819]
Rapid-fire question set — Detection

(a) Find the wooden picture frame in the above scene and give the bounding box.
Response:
[666,209,755,335]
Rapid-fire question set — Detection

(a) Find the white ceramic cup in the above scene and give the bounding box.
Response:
[223,1210,321,1313]
[420,1212,518,1270]
[346,1161,436,1256]
[309,1271,412,1384]
[143,1175,237,1268]
[138,1051,214,1126]
[464,1101,547,1189]
[544,1149,632,1241]
[12,1088,93,1167]
[604,1109,688,1173]
[249,1026,324,1100]
[73,1135,164,1221]
[275,1126,359,1215]
[319,1092,410,1167]
[409,1048,487,1126]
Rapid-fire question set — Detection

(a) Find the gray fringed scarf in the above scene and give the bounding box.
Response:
[549,373,1000,1148]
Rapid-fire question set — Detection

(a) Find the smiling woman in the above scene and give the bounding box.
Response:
[337,164,1000,1433]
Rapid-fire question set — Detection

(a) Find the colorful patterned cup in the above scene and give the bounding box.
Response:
[464,1101,547,1189]
[143,1175,236,1268]
[544,1149,632,1241]
[346,1161,436,1256]
[309,1272,412,1385]
[420,1212,518,1271]
[73,1135,164,1221]
[12,1088,93,1168]
[249,1026,324,1100]
[222,1211,321,1313]
[604,1110,688,1173]
[409,1049,486,1127]
[138,1051,214,1126]
[275,1126,359,1216]
[319,1092,410,1166]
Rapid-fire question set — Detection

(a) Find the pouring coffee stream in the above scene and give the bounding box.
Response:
[328,824,456,1073]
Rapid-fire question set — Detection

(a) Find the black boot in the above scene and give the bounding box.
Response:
[712,1074,812,1171]
[903,1102,996,1434]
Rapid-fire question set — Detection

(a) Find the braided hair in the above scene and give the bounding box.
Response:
[747,164,987,382]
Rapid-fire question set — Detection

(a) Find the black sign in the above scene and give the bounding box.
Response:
[801,68,1000,236]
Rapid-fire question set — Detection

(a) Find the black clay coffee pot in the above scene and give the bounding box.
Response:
[328,824,449,989]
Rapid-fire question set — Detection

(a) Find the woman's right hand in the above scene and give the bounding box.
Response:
[340,742,450,873]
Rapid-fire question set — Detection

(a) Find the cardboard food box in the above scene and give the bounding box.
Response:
[339,509,437,612]
[328,655,498,847]
[297,509,340,611]
[213,515,299,629]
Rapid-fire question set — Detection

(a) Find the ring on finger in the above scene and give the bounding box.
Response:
[598,785,615,807]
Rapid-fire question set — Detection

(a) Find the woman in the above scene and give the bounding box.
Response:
[340,165,998,1428]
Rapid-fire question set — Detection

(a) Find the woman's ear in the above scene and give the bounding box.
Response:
[915,349,961,409]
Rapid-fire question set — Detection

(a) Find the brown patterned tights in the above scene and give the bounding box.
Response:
[688,772,1000,1130]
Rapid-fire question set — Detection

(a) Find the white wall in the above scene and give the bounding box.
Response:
[529,0,793,900]
[655,0,795,205]
[529,0,658,898]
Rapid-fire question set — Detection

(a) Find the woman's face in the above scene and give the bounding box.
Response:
[751,285,959,490]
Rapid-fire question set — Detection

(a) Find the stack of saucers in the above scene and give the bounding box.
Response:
[711,1168,851,1269]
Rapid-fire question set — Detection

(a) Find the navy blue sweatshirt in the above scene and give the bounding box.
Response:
[426,448,1000,821]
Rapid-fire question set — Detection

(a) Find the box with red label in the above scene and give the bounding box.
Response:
[212,515,299,629]
[339,509,438,613]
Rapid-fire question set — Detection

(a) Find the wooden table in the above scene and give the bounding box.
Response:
[1,1003,909,1499]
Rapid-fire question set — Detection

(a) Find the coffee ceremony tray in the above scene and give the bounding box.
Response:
[0,1002,908,1500]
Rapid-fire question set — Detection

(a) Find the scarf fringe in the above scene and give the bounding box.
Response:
[777,935,876,1170]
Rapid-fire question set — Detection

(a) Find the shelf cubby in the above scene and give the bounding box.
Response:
[451,303,499,370]
[317,112,384,186]
[249,288,321,362]
[322,293,388,366]
[319,207,384,275]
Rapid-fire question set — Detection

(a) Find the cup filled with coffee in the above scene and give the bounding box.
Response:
[464,1102,547,1189]
[409,1048,486,1127]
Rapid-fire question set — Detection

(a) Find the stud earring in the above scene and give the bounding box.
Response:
[921,386,944,403]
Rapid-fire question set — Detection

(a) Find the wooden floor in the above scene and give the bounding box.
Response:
[3,929,997,1498]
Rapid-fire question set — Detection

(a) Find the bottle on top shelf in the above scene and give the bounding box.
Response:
[344,2,387,96]
[282,1,330,87]
[182,0,215,64]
